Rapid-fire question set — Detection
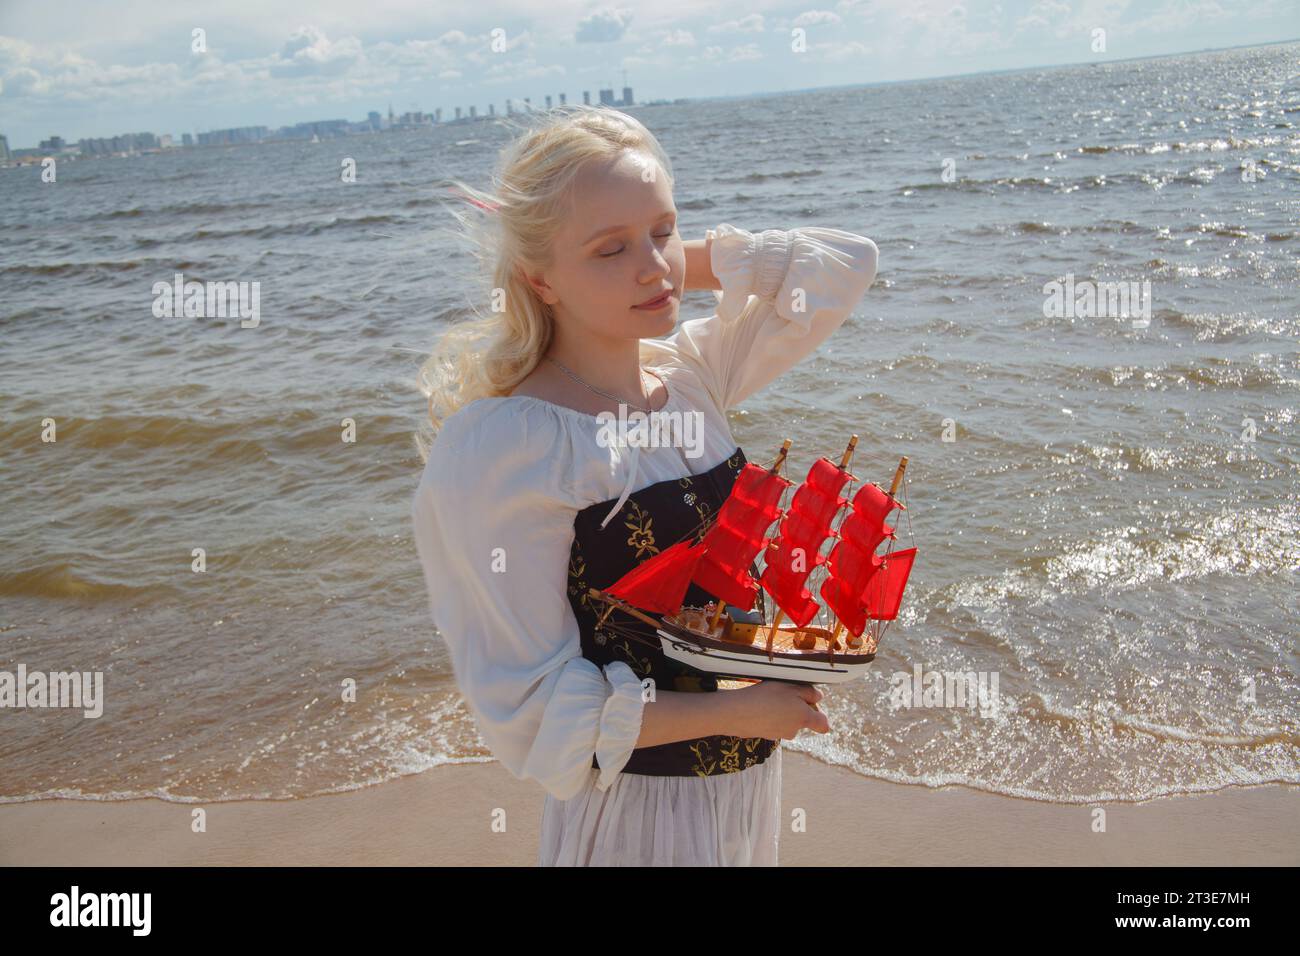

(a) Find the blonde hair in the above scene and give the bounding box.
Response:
[415,105,675,460]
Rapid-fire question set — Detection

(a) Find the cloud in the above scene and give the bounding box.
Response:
[813,38,873,60]
[708,14,767,34]
[0,26,473,106]
[660,29,697,46]
[0,34,188,101]
[1015,0,1073,33]
[575,7,633,43]
[268,25,362,76]
[793,11,845,26]
[700,42,764,62]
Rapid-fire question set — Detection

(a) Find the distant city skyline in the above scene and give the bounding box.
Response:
[2,90,645,163]
[7,90,645,162]
[1,0,1297,148]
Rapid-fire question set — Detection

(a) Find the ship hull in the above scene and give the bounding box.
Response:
[656,616,876,684]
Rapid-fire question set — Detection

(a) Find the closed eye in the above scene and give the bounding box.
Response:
[598,227,676,258]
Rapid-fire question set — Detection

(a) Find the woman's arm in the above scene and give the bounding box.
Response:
[633,688,733,747]
[682,236,722,292]
[650,224,879,411]
[637,682,829,746]
[412,405,649,801]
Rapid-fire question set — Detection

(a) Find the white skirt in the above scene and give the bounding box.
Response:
[538,745,782,866]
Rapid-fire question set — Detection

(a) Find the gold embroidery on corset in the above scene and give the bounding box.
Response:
[690,501,711,535]
[688,735,771,776]
[623,500,658,559]
[718,736,742,773]
[561,541,595,639]
[688,739,717,776]
[613,637,653,678]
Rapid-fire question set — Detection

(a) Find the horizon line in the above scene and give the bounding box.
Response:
[6,36,1297,150]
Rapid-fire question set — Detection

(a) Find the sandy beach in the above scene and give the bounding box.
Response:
[2,751,1295,866]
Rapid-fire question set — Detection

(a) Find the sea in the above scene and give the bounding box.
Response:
[1,41,1296,806]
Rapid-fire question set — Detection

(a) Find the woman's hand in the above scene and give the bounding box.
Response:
[722,680,830,740]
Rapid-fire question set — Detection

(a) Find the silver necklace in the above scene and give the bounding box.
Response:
[545,356,656,415]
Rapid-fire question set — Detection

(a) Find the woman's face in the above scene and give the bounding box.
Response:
[525,149,683,343]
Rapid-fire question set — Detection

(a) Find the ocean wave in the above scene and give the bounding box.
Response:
[735,169,825,182]
[1077,355,1299,390]
[1157,310,1300,342]
[0,411,419,457]
[894,172,1177,195]
[935,504,1299,612]
[0,562,174,602]
[1070,134,1287,155]
[86,200,274,221]
[1040,508,1300,592]
[0,258,205,279]
[787,739,1300,804]
[185,214,406,241]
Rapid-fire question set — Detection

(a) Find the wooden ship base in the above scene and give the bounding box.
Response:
[655,604,878,684]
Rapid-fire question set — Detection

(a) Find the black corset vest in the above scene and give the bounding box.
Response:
[565,444,780,778]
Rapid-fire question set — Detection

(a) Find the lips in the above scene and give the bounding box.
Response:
[634,289,674,310]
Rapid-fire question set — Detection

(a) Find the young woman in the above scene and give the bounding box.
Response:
[412,106,879,866]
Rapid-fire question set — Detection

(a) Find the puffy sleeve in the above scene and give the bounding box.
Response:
[654,223,878,411]
[411,403,646,801]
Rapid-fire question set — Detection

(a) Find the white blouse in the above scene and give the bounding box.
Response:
[412,223,879,865]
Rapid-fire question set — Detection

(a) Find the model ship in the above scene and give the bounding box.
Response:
[588,437,917,684]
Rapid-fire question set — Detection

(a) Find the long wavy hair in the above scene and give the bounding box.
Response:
[415,105,675,460]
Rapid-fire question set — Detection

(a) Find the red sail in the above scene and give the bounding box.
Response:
[820,481,902,637]
[691,462,788,610]
[605,537,707,615]
[759,458,851,628]
[862,546,916,620]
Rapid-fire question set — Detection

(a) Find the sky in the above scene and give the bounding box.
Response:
[0,0,1296,147]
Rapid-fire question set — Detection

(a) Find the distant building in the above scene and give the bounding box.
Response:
[196,126,268,146]
[298,119,349,138]
[559,93,566,106]
[0,134,9,163]
[39,135,65,151]
[368,111,382,131]
[583,90,590,105]
[182,133,193,147]
[622,86,634,106]
[545,95,552,110]
[78,131,159,155]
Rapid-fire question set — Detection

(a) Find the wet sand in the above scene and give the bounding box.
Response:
[1,751,1295,866]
